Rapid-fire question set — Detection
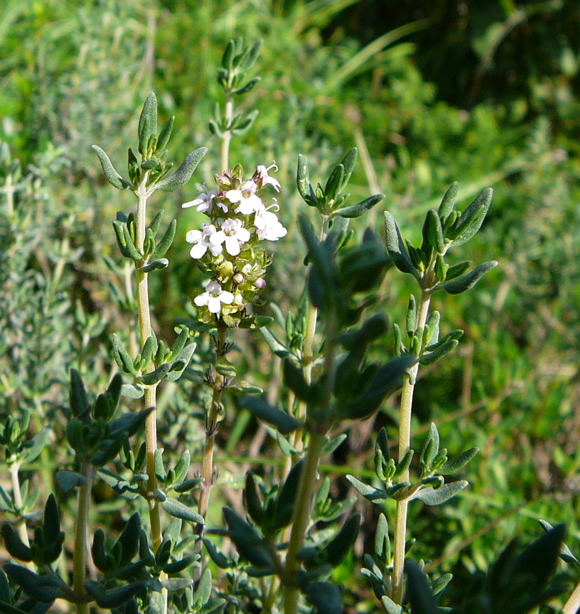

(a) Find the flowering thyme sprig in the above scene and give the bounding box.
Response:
[183,162,286,328]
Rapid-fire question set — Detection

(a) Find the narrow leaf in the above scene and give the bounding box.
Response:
[438,261,498,294]
[412,481,468,505]
[239,397,302,435]
[91,145,131,190]
[156,148,207,192]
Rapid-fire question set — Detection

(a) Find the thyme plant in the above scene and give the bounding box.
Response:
[0,36,578,614]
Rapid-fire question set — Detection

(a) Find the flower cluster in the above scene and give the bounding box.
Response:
[183,163,286,325]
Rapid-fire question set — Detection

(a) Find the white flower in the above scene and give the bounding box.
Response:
[226,180,263,215]
[220,218,251,256]
[194,280,234,314]
[182,188,226,215]
[254,207,287,241]
[186,223,225,259]
[254,163,280,192]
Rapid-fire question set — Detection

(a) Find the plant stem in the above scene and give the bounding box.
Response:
[9,462,29,547]
[283,214,330,476]
[563,581,580,614]
[135,180,163,554]
[194,325,227,581]
[5,173,14,218]
[392,290,431,604]
[220,92,234,171]
[283,430,325,614]
[73,463,93,614]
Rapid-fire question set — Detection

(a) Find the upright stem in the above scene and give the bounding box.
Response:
[135,181,163,553]
[284,311,337,614]
[9,463,29,547]
[283,431,325,614]
[194,325,226,581]
[283,215,330,477]
[73,463,94,614]
[392,290,431,604]
[4,174,15,218]
[135,181,167,614]
[220,94,234,172]
[563,581,580,614]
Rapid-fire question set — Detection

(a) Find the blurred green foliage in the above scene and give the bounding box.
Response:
[0,0,577,611]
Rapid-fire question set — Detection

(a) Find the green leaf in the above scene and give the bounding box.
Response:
[96,581,149,608]
[122,383,144,399]
[233,76,260,95]
[384,211,418,276]
[138,92,158,156]
[321,433,347,456]
[297,154,317,207]
[240,397,302,435]
[140,258,169,273]
[156,116,174,152]
[244,473,264,528]
[419,338,459,365]
[303,581,343,614]
[232,109,259,134]
[405,560,438,614]
[439,448,479,474]
[381,595,403,614]
[323,513,360,567]
[448,188,493,246]
[192,568,212,606]
[274,459,304,530]
[203,538,233,569]
[260,327,293,358]
[55,470,86,493]
[223,507,273,569]
[422,209,445,254]
[438,261,498,294]
[4,564,64,602]
[91,529,110,571]
[114,513,141,566]
[512,523,566,588]
[324,163,344,202]
[121,224,142,260]
[152,219,177,258]
[141,363,171,385]
[70,369,89,417]
[1,525,32,561]
[91,145,131,190]
[375,513,390,561]
[334,193,384,218]
[111,334,137,376]
[445,260,471,280]
[162,498,204,524]
[420,423,440,471]
[156,148,207,192]
[437,181,459,220]
[412,481,468,505]
[341,354,416,420]
[20,427,50,464]
[346,475,386,502]
[339,147,358,190]
[43,493,60,538]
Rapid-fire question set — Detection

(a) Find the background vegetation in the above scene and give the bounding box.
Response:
[0,0,578,611]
